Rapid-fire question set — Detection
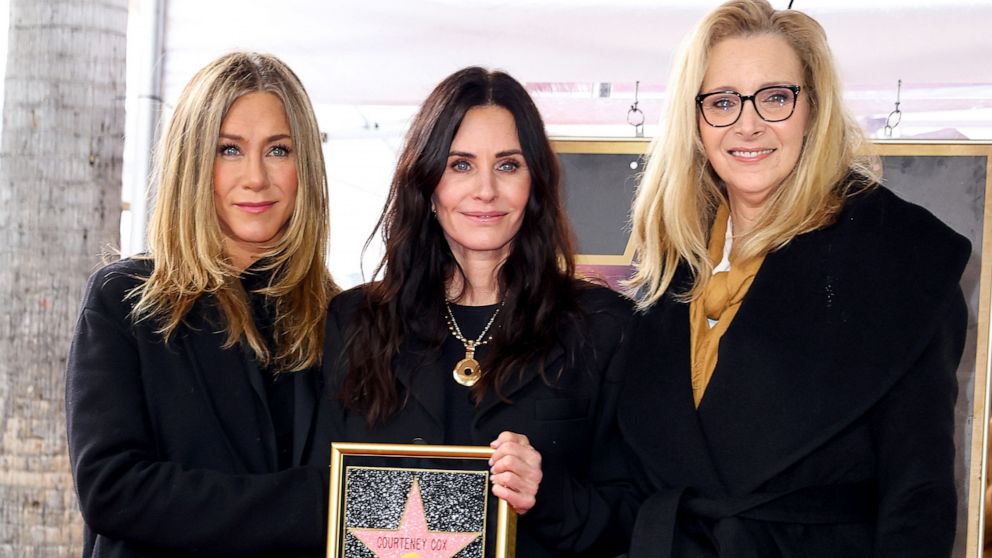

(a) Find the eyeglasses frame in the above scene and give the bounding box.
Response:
[695,84,802,128]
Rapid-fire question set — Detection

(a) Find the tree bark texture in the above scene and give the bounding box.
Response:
[0,1,126,556]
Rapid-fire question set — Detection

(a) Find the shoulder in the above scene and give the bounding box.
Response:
[824,184,971,300]
[328,284,371,319]
[72,258,156,340]
[326,284,376,340]
[574,281,635,320]
[568,281,635,350]
[81,258,154,313]
[787,184,971,339]
[837,184,970,261]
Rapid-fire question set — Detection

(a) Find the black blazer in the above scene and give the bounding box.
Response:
[65,259,327,558]
[312,283,637,557]
[619,186,970,558]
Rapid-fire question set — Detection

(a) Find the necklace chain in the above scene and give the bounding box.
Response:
[444,300,501,347]
[445,300,502,387]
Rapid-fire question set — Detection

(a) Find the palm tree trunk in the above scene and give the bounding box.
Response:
[0,1,127,555]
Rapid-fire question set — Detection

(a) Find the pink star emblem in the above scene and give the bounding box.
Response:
[349,477,482,558]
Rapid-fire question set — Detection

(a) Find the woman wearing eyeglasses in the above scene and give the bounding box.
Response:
[620,1,969,557]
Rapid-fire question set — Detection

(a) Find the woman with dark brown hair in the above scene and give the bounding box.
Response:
[313,66,635,557]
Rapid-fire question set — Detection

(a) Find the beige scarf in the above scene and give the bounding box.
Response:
[689,203,765,407]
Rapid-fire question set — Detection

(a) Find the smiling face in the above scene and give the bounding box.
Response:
[213,91,298,269]
[699,33,809,223]
[432,105,531,268]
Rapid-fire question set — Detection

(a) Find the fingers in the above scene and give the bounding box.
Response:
[490,430,529,450]
[489,431,543,515]
[491,479,538,514]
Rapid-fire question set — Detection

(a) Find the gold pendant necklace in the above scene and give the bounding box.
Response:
[444,300,502,387]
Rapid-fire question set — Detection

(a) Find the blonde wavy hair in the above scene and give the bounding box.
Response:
[132,51,337,371]
[628,0,878,308]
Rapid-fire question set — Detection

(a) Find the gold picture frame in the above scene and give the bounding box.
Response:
[552,137,992,558]
[327,442,517,558]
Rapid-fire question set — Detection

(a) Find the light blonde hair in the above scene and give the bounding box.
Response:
[132,51,337,371]
[628,0,878,308]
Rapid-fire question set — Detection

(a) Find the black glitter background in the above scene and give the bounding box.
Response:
[342,466,489,558]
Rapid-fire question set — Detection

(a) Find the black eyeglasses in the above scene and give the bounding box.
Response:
[696,84,802,128]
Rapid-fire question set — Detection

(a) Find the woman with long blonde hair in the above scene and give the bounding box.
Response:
[66,52,338,557]
[621,1,968,556]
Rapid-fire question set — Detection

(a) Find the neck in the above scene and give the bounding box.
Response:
[446,252,502,306]
[726,193,766,236]
[226,249,256,272]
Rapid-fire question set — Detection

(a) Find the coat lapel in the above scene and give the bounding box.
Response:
[292,368,318,466]
[181,303,276,473]
[241,357,278,471]
[393,338,446,435]
[696,233,842,493]
[473,343,563,426]
[697,187,970,493]
[621,268,726,492]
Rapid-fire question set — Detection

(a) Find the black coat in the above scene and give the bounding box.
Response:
[619,186,970,558]
[65,259,328,558]
[312,284,638,557]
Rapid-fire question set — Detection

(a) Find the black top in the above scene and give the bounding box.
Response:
[441,303,500,445]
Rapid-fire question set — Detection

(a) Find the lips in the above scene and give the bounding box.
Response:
[728,148,775,161]
[461,211,508,223]
[235,201,277,214]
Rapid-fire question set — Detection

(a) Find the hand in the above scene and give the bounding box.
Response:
[489,431,543,515]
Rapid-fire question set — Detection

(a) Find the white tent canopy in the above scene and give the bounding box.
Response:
[121,0,992,281]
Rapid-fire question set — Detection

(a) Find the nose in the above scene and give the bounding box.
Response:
[733,98,765,136]
[473,169,497,201]
[242,153,268,191]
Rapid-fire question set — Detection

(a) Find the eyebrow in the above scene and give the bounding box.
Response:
[701,82,794,94]
[447,149,524,158]
[218,133,293,143]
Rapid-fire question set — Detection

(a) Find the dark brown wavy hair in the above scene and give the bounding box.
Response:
[339,67,582,426]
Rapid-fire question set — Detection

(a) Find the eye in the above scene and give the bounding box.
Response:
[496,159,521,173]
[269,144,291,157]
[759,88,792,107]
[450,160,472,172]
[706,94,739,112]
[218,144,240,157]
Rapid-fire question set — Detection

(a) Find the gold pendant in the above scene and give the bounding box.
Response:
[453,357,481,386]
[452,342,480,387]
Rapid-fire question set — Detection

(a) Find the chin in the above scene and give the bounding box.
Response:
[232,231,282,245]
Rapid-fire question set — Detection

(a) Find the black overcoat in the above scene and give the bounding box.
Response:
[312,284,637,557]
[65,259,328,558]
[619,186,971,558]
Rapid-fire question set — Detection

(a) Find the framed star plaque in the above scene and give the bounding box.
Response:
[327,442,517,558]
